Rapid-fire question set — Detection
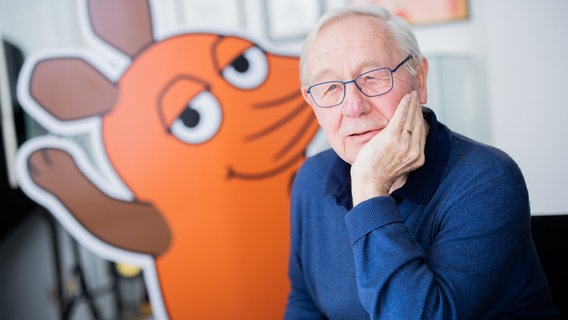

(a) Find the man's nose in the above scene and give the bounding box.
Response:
[342,81,369,117]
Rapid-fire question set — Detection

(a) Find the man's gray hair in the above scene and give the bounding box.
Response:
[300,5,423,85]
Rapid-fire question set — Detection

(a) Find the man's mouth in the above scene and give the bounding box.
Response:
[351,130,372,136]
[349,130,379,138]
[348,129,379,142]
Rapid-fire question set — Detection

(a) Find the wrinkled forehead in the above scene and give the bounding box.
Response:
[305,15,398,83]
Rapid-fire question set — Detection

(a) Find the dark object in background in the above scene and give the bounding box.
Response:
[0,38,37,242]
[531,214,568,320]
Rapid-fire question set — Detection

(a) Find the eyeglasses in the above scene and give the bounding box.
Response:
[306,55,413,108]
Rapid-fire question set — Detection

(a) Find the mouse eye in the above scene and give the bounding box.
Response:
[170,91,222,144]
[222,46,268,89]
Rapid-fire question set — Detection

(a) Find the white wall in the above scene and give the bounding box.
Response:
[484,0,568,215]
[414,0,568,214]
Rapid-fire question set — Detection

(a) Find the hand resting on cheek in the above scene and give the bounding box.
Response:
[350,91,427,206]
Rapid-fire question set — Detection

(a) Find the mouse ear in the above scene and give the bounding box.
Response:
[30,57,118,120]
[87,0,155,58]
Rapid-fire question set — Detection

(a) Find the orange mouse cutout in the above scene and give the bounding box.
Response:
[15,1,320,319]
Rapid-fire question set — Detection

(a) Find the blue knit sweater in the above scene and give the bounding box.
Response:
[285,108,559,319]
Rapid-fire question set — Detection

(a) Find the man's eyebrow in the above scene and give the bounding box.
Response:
[309,60,389,84]
[309,68,335,84]
[358,59,391,70]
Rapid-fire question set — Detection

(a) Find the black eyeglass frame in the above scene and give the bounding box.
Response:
[306,54,413,108]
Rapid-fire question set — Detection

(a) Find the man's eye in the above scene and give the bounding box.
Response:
[325,84,339,94]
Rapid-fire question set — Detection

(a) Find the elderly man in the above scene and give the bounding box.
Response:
[285,5,559,319]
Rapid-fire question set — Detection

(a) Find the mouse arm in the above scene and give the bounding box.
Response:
[27,147,171,256]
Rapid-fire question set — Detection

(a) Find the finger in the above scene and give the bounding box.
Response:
[388,91,415,135]
[408,91,421,127]
[410,96,426,165]
[399,91,419,138]
[403,91,421,132]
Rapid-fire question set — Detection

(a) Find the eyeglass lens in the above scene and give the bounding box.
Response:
[309,68,393,108]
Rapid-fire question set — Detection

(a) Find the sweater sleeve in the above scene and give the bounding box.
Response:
[345,173,541,319]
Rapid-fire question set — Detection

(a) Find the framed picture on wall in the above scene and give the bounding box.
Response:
[264,0,325,42]
[350,0,468,25]
[178,0,245,30]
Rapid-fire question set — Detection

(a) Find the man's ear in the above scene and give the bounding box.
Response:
[301,86,310,102]
[301,86,317,110]
[416,57,429,105]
